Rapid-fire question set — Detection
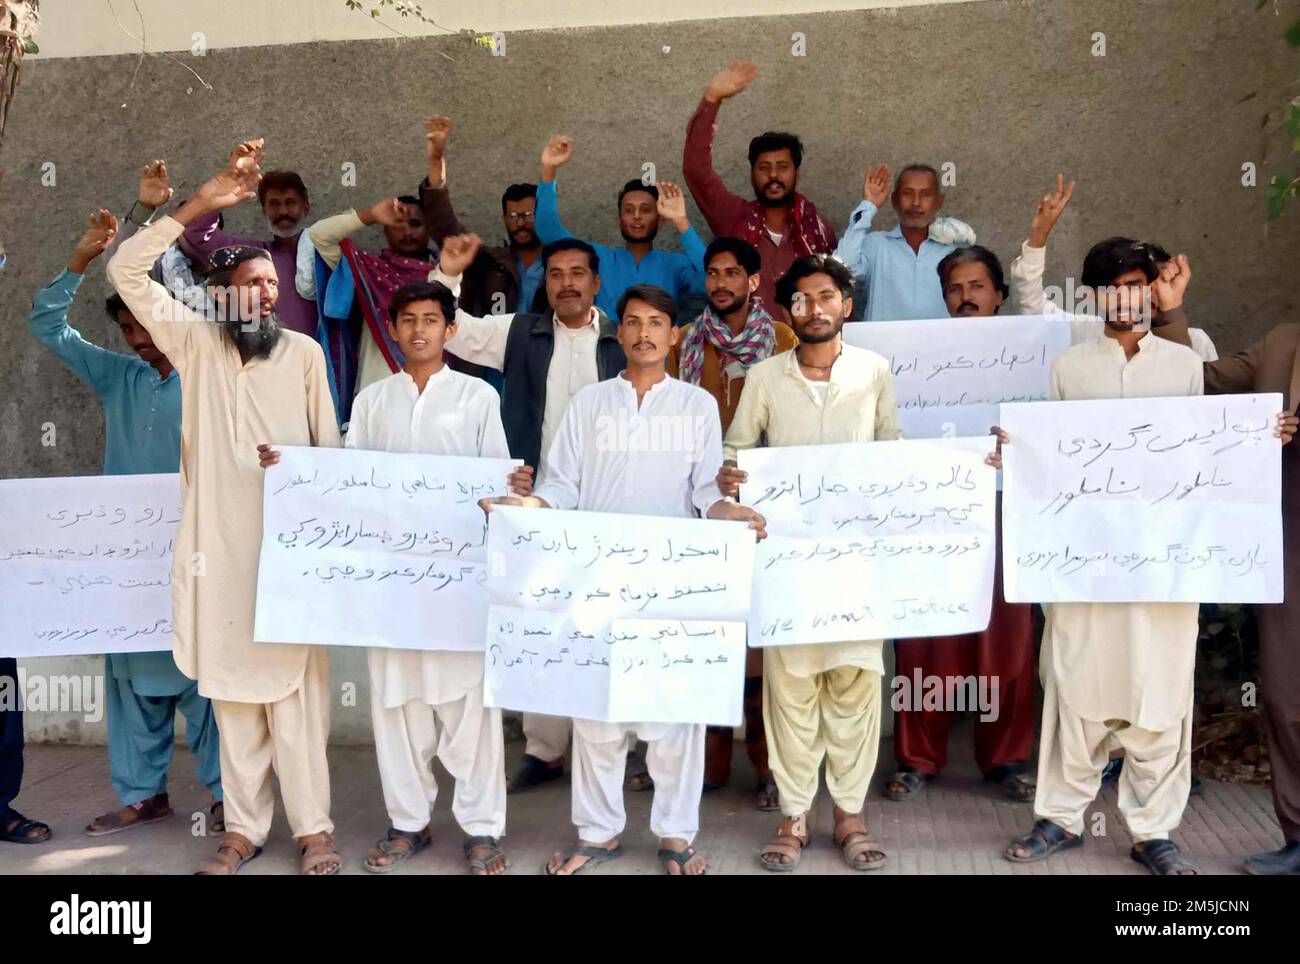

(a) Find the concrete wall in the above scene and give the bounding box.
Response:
[3,0,1298,742]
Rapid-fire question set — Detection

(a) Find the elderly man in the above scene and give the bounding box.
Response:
[108,140,342,876]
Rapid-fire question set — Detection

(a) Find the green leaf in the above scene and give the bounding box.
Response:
[1286,16,1300,47]
[21,39,38,54]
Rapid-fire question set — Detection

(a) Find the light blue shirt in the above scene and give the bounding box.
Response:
[28,269,189,695]
[833,200,955,321]
[535,179,707,320]
[516,253,545,314]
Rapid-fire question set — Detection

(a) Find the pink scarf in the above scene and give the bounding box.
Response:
[679,298,777,387]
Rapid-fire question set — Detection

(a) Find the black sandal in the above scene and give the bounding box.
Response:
[884,768,930,801]
[0,810,51,845]
[1131,839,1197,875]
[508,754,564,793]
[985,764,1036,802]
[464,835,508,875]
[363,826,431,873]
[1004,818,1082,863]
[659,845,707,876]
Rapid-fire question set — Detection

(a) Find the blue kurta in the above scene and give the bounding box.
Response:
[535,179,707,320]
[27,270,190,698]
[833,201,956,321]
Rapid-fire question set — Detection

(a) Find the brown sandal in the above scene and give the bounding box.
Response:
[299,831,342,876]
[84,793,173,837]
[759,813,809,872]
[195,831,262,875]
[833,813,887,871]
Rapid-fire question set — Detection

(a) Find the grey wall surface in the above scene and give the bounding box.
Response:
[0,0,1296,742]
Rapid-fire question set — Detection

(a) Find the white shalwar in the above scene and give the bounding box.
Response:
[535,373,728,844]
[346,366,509,837]
[1032,333,1204,842]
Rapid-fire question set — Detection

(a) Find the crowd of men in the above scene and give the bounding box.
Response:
[2,61,1298,878]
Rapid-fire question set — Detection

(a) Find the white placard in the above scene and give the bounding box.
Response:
[254,445,519,650]
[1001,393,1284,602]
[483,506,754,725]
[843,315,1071,438]
[740,438,997,646]
[0,474,179,657]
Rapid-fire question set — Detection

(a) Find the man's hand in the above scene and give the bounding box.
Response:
[478,494,548,516]
[707,500,768,541]
[507,464,535,497]
[1027,174,1076,248]
[656,181,690,232]
[1276,412,1298,446]
[257,443,280,470]
[862,163,891,206]
[361,197,409,228]
[138,160,174,209]
[68,209,119,274]
[184,139,264,219]
[425,115,451,187]
[541,135,574,180]
[1151,254,1191,313]
[716,463,746,499]
[984,425,1010,471]
[438,233,482,276]
[704,61,758,103]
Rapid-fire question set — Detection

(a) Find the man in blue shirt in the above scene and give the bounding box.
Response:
[536,134,707,320]
[834,163,957,321]
[26,207,223,838]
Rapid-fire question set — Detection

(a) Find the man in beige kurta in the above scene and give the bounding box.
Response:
[721,254,901,872]
[1004,239,1204,875]
[107,142,342,875]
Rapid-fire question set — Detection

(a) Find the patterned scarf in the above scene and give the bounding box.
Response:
[339,239,438,372]
[679,297,777,387]
[735,192,834,257]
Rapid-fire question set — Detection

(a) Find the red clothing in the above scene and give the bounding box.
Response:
[682,97,836,313]
[893,513,1036,776]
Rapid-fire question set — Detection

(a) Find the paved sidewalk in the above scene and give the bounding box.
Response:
[1,721,1284,875]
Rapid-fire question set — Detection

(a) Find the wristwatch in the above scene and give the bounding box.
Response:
[125,201,156,227]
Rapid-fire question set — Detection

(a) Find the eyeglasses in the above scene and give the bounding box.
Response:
[504,212,536,224]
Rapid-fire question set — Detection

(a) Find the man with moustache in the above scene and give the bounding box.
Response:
[481,284,767,875]
[834,163,958,321]
[108,140,343,876]
[718,254,905,872]
[182,165,318,338]
[433,232,625,791]
[669,236,794,808]
[683,62,836,315]
[882,243,1038,803]
[536,134,706,319]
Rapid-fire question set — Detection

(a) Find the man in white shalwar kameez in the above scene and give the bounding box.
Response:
[483,283,766,875]
[1003,237,1203,875]
[262,279,531,875]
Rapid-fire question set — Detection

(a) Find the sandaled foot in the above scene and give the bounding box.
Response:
[209,799,225,834]
[0,809,51,844]
[195,831,262,875]
[884,768,930,802]
[1244,842,1300,875]
[1132,839,1197,876]
[659,838,708,876]
[833,810,887,870]
[755,780,780,812]
[759,813,809,872]
[625,750,653,792]
[985,764,1036,802]
[85,793,173,837]
[465,835,508,876]
[1004,818,1082,863]
[299,831,342,876]
[508,754,564,793]
[545,840,623,875]
[364,826,431,873]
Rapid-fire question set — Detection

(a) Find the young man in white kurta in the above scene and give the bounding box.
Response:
[486,284,764,875]
[1005,239,1204,874]
[343,281,519,875]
